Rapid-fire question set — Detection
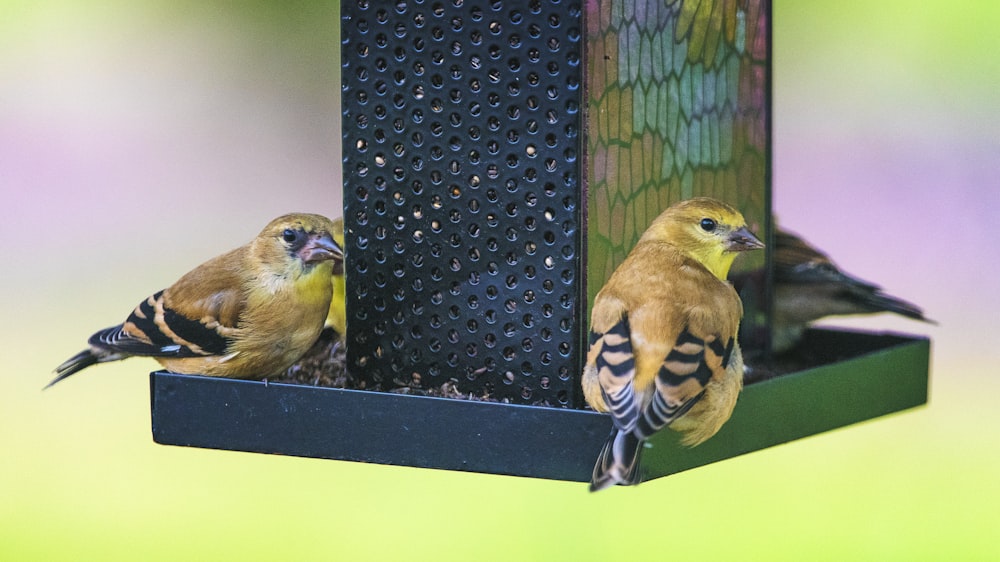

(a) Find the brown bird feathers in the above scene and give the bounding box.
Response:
[583,198,763,491]
[49,213,343,387]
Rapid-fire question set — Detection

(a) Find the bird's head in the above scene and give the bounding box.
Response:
[641,197,764,280]
[255,213,344,276]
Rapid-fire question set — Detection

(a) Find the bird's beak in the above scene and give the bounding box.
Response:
[726,226,765,252]
[300,232,344,264]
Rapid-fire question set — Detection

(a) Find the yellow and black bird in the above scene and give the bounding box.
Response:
[771,227,932,354]
[582,197,764,491]
[49,213,343,387]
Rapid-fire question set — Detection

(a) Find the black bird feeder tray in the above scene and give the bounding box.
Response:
[150,0,930,485]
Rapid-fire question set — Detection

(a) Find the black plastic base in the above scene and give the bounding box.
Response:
[150,328,930,483]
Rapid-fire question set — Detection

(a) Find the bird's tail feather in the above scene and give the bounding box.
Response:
[46,348,119,389]
[859,291,935,323]
[590,428,643,492]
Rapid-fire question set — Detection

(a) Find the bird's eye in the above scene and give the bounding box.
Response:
[282,228,300,243]
[700,218,717,232]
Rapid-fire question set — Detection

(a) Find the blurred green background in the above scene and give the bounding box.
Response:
[2,1,997,559]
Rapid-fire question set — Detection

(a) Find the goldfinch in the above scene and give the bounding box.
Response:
[49,213,343,387]
[771,227,932,354]
[582,197,764,491]
[323,217,347,338]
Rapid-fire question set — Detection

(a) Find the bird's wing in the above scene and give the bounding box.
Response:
[775,229,880,289]
[589,312,639,432]
[90,249,247,358]
[87,289,231,357]
[776,228,931,322]
[635,327,734,439]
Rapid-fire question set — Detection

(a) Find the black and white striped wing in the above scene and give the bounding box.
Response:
[89,290,231,358]
[635,327,734,439]
[590,314,640,433]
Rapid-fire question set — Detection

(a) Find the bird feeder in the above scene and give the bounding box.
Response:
[150,0,930,485]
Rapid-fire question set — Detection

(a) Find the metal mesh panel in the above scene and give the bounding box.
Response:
[342,0,584,406]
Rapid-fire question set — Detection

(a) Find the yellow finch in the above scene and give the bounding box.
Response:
[583,198,764,491]
[772,227,932,354]
[324,217,347,338]
[49,213,343,387]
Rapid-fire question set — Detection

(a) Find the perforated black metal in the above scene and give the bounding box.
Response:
[342,0,583,406]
